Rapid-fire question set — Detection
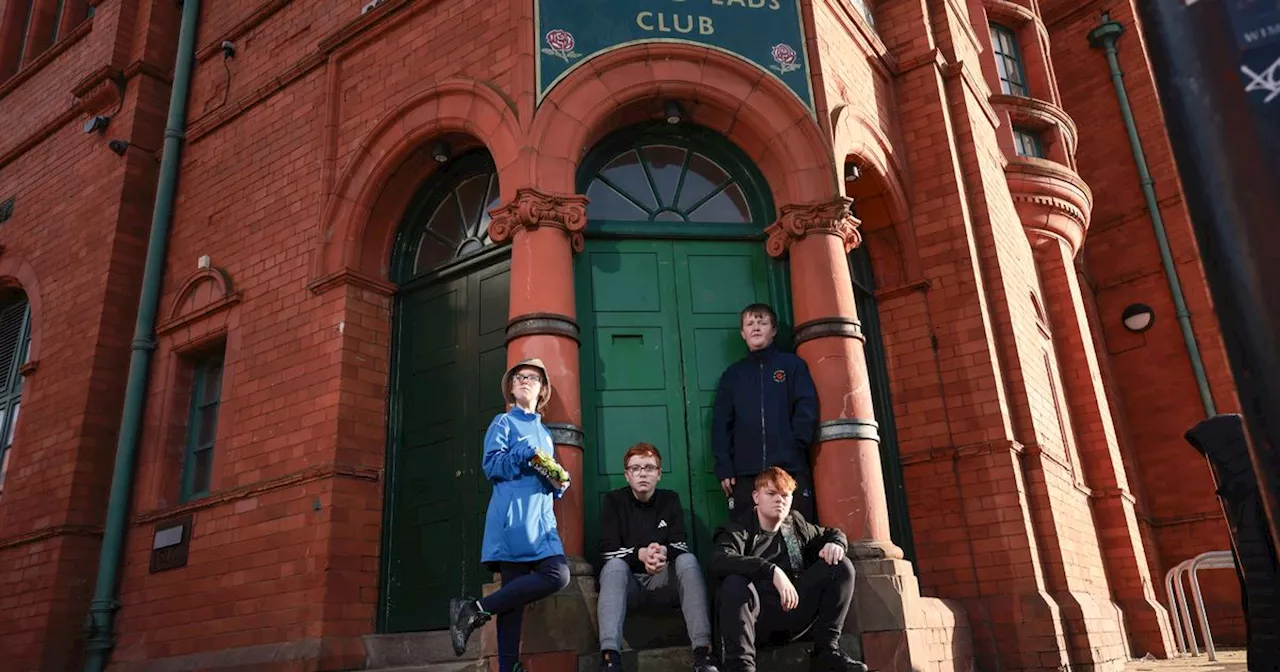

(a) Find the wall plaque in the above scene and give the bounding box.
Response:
[149,515,193,573]
[535,0,815,112]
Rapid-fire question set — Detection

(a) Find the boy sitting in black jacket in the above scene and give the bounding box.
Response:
[597,443,718,672]
[711,467,866,672]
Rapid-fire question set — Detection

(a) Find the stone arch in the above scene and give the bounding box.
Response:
[527,43,838,207]
[831,104,921,289]
[311,78,523,285]
[0,254,43,363]
[167,268,236,322]
[830,104,911,226]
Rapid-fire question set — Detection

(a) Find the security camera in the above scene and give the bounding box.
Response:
[221,40,236,59]
[108,140,130,156]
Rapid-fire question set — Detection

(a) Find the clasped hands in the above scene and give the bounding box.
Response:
[772,542,846,611]
[637,543,668,575]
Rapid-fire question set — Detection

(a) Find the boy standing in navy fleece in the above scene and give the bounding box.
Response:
[712,303,819,524]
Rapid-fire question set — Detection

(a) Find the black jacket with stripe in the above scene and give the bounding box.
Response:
[598,487,690,574]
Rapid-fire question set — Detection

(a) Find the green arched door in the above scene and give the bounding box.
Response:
[575,125,792,563]
[381,151,510,632]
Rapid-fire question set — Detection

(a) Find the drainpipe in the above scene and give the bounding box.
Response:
[1087,15,1217,418]
[82,0,201,670]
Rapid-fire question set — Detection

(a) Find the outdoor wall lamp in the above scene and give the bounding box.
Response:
[106,140,159,159]
[844,160,861,182]
[83,115,110,134]
[665,101,684,125]
[1122,303,1155,332]
[432,141,451,164]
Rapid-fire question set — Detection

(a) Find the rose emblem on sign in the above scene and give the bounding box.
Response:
[769,43,800,75]
[542,29,582,63]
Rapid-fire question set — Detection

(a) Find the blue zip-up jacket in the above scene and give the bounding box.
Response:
[711,344,818,480]
[479,408,566,566]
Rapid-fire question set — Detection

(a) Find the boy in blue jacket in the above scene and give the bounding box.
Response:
[712,304,819,524]
[449,358,571,672]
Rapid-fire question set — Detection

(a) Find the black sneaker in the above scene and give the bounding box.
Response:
[600,649,623,671]
[692,645,720,672]
[448,597,490,656]
[810,647,868,672]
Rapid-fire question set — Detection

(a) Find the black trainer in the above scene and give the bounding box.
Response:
[810,647,868,672]
[448,597,491,656]
[600,649,623,671]
[692,645,720,672]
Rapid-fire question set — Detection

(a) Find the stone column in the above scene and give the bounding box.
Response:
[487,188,597,660]
[1033,235,1176,657]
[764,197,924,668]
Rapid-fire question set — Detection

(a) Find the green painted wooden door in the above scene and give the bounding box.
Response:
[578,239,770,561]
[382,260,510,632]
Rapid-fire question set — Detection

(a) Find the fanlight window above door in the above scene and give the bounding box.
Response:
[412,164,500,275]
[585,144,751,224]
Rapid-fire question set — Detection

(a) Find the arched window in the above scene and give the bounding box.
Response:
[582,131,770,226]
[398,151,501,280]
[0,292,31,493]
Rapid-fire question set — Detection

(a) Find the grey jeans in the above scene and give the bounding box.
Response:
[597,553,712,651]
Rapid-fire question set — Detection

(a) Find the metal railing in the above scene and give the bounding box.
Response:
[1163,550,1236,661]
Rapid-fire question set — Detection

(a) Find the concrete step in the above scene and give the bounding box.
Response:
[357,662,487,672]
[578,641,827,671]
[362,630,482,667]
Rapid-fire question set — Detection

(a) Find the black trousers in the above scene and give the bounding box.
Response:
[716,558,855,672]
[729,469,816,524]
[478,555,570,672]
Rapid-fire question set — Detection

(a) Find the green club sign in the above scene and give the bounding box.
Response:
[535,0,815,113]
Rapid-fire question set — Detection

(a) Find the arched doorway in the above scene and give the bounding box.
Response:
[847,245,916,563]
[380,150,510,632]
[575,124,792,562]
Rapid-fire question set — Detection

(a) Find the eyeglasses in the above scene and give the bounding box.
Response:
[511,373,543,384]
[625,465,660,475]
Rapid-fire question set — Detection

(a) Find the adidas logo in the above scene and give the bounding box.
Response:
[657,520,668,528]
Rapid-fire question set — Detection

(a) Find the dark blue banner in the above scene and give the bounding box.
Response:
[535,0,814,112]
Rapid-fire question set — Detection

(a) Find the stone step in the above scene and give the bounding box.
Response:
[358,662,487,672]
[578,642,827,671]
[362,630,482,667]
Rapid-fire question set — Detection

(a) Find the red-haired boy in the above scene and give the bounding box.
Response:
[596,443,718,672]
[710,467,866,672]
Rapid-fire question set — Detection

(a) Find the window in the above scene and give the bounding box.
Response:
[1013,127,1045,158]
[0,0,92,80]
[406,152,500,277]
[0,0,36,79]
[0,295,31,494]
[990,23,1029,97]
[181,355,224,501]
[849,0,876,30]
[584,143,751,223]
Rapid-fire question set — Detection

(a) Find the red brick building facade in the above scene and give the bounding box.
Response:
[0,0,1247,670]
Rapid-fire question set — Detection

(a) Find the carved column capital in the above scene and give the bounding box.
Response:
[487,188,590,252]
[764,197,863,258]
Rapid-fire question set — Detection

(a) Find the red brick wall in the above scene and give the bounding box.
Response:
[0,0,182,666]
[109,0,520,666]
[1046,0,1245,647]
[0,0,1245,669]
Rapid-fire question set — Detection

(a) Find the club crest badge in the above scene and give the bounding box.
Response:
[773,369,786,383]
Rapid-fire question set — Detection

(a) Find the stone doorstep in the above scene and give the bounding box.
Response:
[364,630,484,667]
[356,642,844,672]
[360,622,861,671]
[355,662,489,672]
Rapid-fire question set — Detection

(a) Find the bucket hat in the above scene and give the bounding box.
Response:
[502,358,551,411]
